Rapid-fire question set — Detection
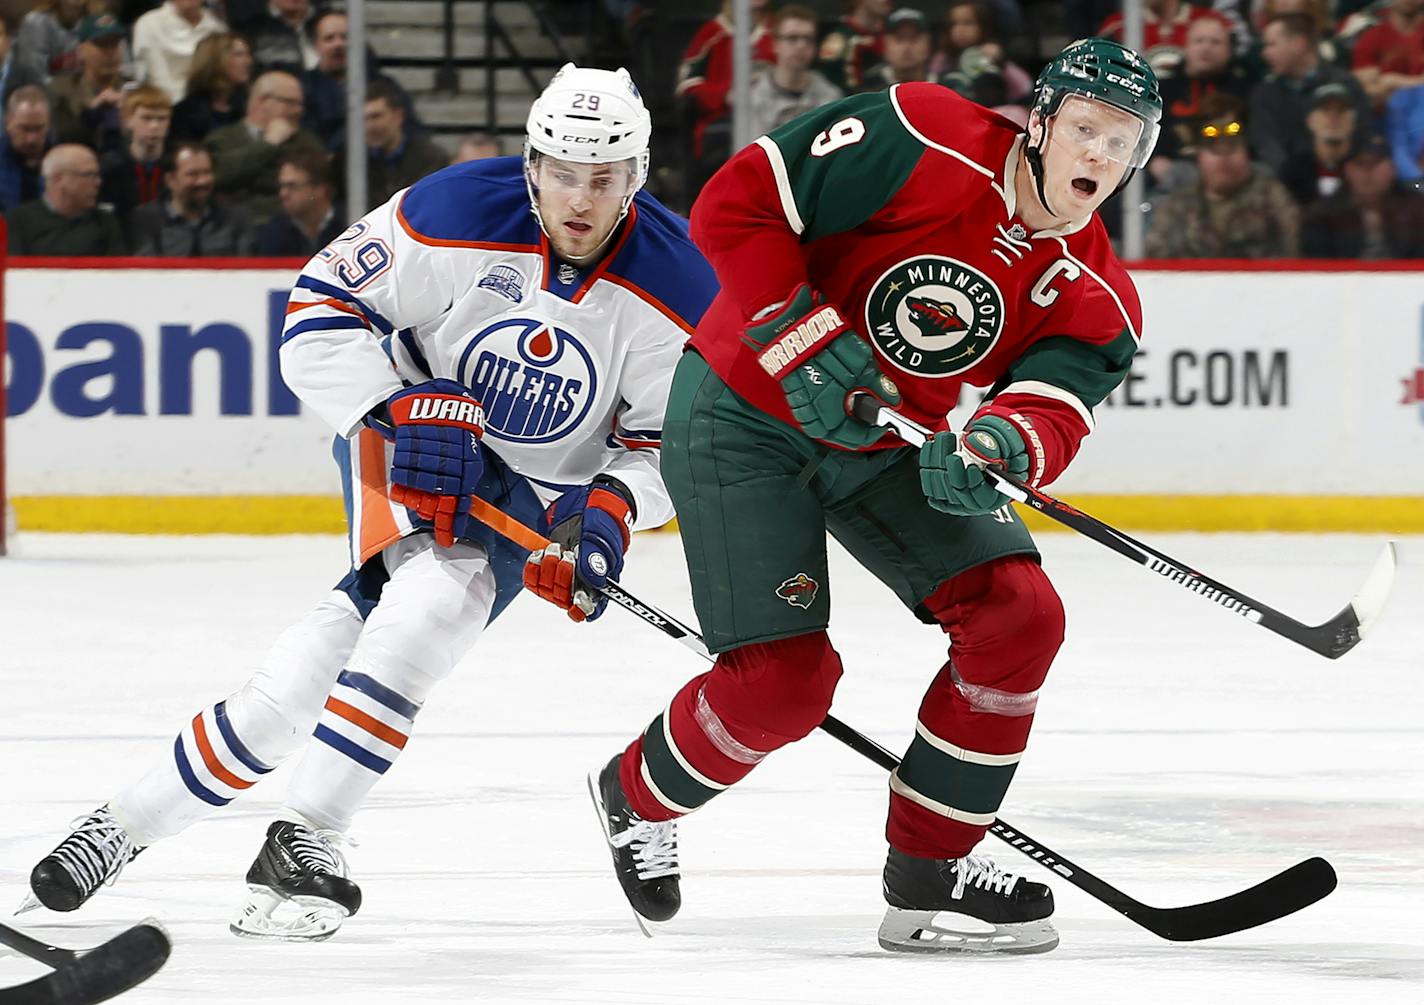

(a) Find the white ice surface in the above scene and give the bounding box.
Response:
[1,530,1421,1004]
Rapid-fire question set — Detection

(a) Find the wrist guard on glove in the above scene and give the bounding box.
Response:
[745,283,900,450]
[379,379,486,548]
[522,477,635,622]
[919,415,1029,517]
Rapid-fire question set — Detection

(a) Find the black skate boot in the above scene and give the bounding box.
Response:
[879,846,1058,954]
[26,806,144,912]
[588,754,681,933]
[229,820,362,941]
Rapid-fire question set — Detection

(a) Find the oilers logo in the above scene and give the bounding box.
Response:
[456,318,597,443]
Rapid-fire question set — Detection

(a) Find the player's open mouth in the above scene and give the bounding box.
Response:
[1071,178,1098,197]
[564,220,593,234]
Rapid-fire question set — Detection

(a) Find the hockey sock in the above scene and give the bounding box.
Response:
[109,593,364,846]
[887,556,1063,859]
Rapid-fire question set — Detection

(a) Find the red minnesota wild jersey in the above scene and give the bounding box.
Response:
[687,82,1143,489]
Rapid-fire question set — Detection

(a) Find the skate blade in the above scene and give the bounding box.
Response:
[587,769,657,940]
[13,893,41,916]
[229,885,349,942]
[877,907,1059,955]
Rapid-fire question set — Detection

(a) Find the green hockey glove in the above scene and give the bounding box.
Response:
[745,284,901,450]
[919,415,1029,517]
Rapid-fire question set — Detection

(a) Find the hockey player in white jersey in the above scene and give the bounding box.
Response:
[23,64,717,940]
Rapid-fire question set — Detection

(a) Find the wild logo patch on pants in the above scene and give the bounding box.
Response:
[776,573,819,610]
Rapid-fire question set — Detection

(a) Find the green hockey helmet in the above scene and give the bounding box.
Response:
[1031,37,1163,171]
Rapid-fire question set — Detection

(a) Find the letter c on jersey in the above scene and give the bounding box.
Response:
[1029,259,1083,308]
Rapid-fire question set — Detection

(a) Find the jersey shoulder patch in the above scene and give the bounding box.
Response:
[397,156,540,249]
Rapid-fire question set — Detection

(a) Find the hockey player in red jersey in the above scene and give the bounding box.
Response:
[586,38,1163,953]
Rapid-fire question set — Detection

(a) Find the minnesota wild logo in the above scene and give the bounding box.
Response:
[865,255,1005,378]
[775,572,819,610]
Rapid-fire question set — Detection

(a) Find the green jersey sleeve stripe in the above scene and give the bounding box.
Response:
[996,379,1096,432]
[753,135,805,235]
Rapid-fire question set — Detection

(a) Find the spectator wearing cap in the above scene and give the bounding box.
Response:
[859,8,936,91]
[1302,132,1424,257]
[1249,13,1372,175]
[1277,83,1358,206]
[13,0,104,82]
[206,68,323,227]
[676,0,775,165]
[1147,94,1300,258]
[0,15,47,122]
[253,148,341,255]
[300,11,413,150]
[239,0,317,73]
[171,32,252,141]
[130,141,251,255]
[1152,13,1251,177]
[48,13,129,152]
[358,79,448,211]
[132,0,225,104]
[818,0,890,92]
[747,5,841,138]
[1098,0,1220,80]
[1350,0,1424,110]
[99,85,172,238]
[1386,82,1424,184]
[7,143,125,255]
[0,85,51,212]
[931,3,1031,102]
[453,132,503,163]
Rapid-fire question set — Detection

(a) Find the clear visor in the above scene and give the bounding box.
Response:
[1048,94,1157,169]
[527,152,637,202]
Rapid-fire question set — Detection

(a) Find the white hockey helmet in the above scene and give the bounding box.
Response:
[524,63,652,229]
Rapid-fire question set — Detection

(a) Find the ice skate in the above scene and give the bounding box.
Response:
[229,820,361,941]
[588,755,681,934]
[878,846,1058,954]
[24,806,144,913]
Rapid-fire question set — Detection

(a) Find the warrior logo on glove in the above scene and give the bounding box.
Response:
[864,255,1004,378]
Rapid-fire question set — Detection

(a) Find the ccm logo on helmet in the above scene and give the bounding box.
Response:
[1105,72,1146,95]
[561,134,599,143]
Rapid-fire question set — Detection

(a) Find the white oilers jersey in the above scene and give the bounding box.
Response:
[279,156,718,532]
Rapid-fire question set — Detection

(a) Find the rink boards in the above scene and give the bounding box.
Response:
[4,261,1423,533]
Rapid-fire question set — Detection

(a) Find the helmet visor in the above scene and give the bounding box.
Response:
[528,152,637,202]
[1049,94,1158,170]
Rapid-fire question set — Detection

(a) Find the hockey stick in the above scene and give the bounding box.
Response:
[848,394,1397,660]
[0,921,169,1005]
[466,496,1338,941]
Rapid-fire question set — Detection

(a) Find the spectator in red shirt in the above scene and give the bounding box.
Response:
[1152,11,1253,185]
[817,0,890,91]
[1351,0,1424,109]
[1098,0,1218,79]
[676,0,775,161]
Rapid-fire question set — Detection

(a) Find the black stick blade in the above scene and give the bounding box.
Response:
[1126,857,1338,942]
[1,924,170,1005]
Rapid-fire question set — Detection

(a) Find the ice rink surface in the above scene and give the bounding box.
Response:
[0,529,1420,1004]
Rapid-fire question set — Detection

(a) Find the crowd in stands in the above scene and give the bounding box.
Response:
[0,0,505,257]
[674,0,1424,259]
[1,1,1420,260]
